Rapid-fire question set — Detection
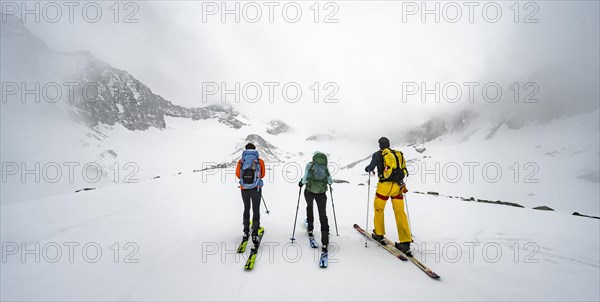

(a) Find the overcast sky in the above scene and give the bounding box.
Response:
[16,1,600,136]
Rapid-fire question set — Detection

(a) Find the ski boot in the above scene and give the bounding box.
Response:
[371,230,386,245]
[319,245,329,268]
[322,232,329,247]
[251,230,259,245]
[395,242,412,256]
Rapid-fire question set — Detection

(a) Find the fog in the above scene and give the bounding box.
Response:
[5,1,600,137]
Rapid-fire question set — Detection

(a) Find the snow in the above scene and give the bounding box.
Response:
[402,110,600,215]
[1,110,599,301]
[1,169,598,301]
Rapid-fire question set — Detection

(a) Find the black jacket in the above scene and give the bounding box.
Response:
[365,150,384,177]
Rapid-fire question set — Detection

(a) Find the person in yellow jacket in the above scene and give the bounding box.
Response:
[364,137,412,255]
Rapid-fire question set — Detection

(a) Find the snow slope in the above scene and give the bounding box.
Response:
[2,105,599,301]
[1,168,599,301]
[408,110,600,215]
[344,110,600,216]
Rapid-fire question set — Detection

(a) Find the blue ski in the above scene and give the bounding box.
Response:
[305,219,319,249]
[319,251,328,268]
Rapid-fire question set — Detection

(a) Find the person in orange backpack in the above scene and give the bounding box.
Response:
[235,143,266,244]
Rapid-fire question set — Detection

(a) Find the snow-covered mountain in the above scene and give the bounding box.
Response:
[1,14,244,131]
[343,109,600,216]
[401,110,479,144]
[306,133,337,142]
[266,120,291,136]
[231,134,295,163]
[1,13,599,302]
[3,14,598,213]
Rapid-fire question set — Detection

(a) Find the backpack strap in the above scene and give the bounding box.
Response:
[393,150,407,184]
[391,149,400,170]
[398,150,409,177]
[253,160,260,182]
[376,150,385,180]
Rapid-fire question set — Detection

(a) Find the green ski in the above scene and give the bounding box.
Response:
[244,227,265,270]
[237,241,248,253]
[237,221,253,253]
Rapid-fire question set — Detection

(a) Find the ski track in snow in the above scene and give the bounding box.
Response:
[1,111,599,300]
[1,170,599,301]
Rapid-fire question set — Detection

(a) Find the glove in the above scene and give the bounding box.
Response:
[402,184,408,193]
[298,180,304,188]
[364,166,370,173]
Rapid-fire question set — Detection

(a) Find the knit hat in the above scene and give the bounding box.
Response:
[245,143,256,150]
[378,137,390,149]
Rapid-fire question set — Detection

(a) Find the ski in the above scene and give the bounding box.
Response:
[305,219,319,249]
[308,236,318,249]
[238,221,253,253]
[244,227,265,270]
[381,237,441,279]
[319,251,328,268]
[354,224,440,279]
[354,224,407,261]
[236,240,248,253]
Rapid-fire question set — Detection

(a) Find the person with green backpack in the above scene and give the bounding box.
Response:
[298,151,333,253]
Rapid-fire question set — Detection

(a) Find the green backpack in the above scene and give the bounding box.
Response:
[307,152,329,194]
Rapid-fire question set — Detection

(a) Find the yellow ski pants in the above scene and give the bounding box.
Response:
[373,181,412,243]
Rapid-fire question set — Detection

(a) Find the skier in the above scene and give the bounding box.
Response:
[298,151,333,253]
[236,143,266,245]
[364,137,412,254]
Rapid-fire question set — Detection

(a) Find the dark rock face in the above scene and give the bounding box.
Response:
[244,134,278,151]
[573,212,600,219]
[266,120,291,135]
[1,14,244,131]
[404,110,477,144]
[100,150,118,159]
[578,171,600,184]
[415,191,526,208]
[533,206,555,211]
[68,61,168,130]
[332,179,350,184]
[232,134,282,162]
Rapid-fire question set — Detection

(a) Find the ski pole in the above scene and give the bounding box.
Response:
[261,195,270,215]
[329,185,339,236]
[290,187,302,243]
[365,172,371,247]
[404,190,413,237]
